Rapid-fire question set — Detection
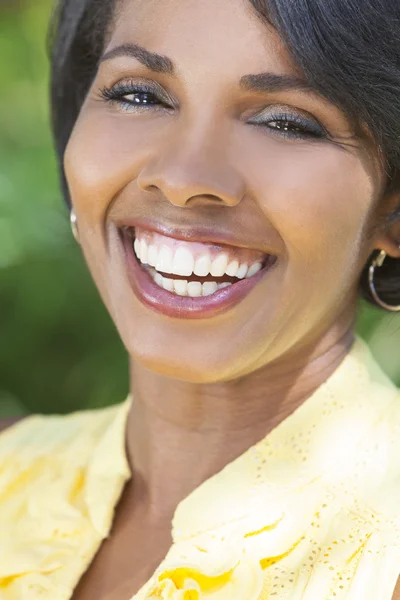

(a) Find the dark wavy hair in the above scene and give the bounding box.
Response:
[48,0,400,311]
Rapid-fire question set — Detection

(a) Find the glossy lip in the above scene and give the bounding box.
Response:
[119,228,277,320]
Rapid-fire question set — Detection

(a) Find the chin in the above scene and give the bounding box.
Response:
[124,339,245,383]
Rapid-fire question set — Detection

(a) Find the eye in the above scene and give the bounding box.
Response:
[99,80,173,112]
[248,109,329,140]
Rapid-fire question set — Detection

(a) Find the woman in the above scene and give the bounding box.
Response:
[1,0,400,597]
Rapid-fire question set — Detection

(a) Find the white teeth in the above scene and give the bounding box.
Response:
[202,281,218,296]
[225,259,239,277]
[148,244,158,267]
[172,247,195,276]
[134,238,141,259]
[140,238,148,264]
[134,235,266,281]
[154,272,164,288]
[162,276,174,292]
[148,269,237,297]
[246,262,263,277]
[156,245,174,274]
[194,254,211,276]
[173,279,188,296]
[187,281,203,297]
[210,253,229,277]
[236,263,248,279]
[217,282,233,290]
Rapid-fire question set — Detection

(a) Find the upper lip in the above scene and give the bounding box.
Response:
[115,217,276,256]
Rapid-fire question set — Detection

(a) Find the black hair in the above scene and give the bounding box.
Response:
[48,0,400,311]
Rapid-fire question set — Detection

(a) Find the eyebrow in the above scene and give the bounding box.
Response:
[100,43,318,95]
[100,44,175,74]
[239,72,318,95]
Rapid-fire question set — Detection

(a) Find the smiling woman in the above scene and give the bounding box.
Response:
[1,0,400,598]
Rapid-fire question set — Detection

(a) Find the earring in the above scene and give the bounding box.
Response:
[70,209,80,244]
[368,249,400,312]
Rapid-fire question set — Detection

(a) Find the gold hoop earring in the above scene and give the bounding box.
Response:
[70,209,80,244]
[368,250,400,312]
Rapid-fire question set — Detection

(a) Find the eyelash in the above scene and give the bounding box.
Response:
[99,82,329,140]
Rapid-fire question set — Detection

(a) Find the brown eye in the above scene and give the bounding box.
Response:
[100,82,172,112]
[121,91,160,105]
[248,110,328,140]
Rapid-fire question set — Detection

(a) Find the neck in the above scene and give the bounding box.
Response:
[125,326,355,522]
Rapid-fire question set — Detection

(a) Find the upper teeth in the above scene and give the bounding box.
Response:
[133,234,265,279]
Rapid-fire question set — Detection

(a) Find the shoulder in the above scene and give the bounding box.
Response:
[0,400,132,593]
[0,399,131,459]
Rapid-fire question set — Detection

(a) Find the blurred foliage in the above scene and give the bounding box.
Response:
[0,0,128,417]
[0,0,398,418]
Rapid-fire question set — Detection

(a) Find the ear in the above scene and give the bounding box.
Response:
[372,191,400,258]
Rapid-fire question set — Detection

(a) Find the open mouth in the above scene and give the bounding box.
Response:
[123,225,274,297]
[119,225,277,318]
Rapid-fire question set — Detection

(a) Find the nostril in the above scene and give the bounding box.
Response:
[185,194,226,208]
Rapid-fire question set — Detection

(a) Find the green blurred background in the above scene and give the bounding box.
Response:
[0,0,398,418]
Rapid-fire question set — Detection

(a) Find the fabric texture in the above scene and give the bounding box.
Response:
[0,336,400,599]
[0,398,132,599]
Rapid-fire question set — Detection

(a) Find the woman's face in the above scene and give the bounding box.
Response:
[64,0,387,382]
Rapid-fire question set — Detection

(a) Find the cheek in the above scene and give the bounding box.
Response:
[239,136,375,287]
[64,106,159,306]
[64,106,155,216]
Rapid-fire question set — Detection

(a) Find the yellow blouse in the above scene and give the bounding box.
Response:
[1,335,400,599]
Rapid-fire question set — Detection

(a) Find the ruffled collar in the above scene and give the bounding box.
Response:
[131,335,400,599]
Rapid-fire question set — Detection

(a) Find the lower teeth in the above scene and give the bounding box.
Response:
[148,266,233,297]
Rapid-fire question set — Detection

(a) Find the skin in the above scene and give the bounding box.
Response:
[61,0,400,597]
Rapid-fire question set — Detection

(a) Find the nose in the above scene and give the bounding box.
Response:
[136,120,246,208]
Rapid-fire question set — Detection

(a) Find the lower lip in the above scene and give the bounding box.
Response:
[120,230,276,319]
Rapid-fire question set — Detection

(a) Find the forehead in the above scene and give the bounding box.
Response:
[109,0,299,81]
